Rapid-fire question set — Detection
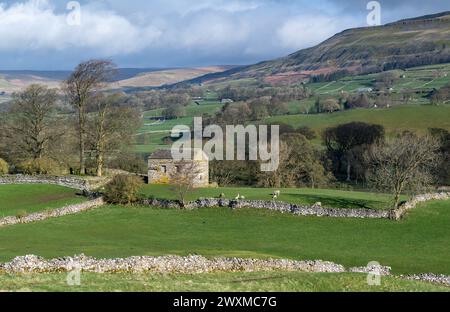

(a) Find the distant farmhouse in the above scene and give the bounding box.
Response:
[148,149,209,187]
[357,87,373,93]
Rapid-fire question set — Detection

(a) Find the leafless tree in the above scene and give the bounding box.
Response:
[87,93,140,177]
[364,133,441,209]
[258,134,330,188]
[64,60,116,175]
[170,161,203,207]
[6,84,61,160]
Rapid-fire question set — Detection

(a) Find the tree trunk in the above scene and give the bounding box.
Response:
[96,152,104,177]
[346,161,351,182]
[393,193,401,209]
[78,108,86,175]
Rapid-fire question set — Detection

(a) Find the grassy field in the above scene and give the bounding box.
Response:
[133,64,450,155]
[0,272,447,292]
[307,63,450,96]
[134,101,224,155]
[267,105,450,136]
[0,184,86,217]
[139,185,399,210]
[0,200,448,274]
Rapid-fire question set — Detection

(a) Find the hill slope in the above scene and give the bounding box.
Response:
[110,66,230,90]
[190,12,450,85]
[0,67,231,94]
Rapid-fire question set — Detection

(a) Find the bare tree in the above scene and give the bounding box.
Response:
[64,60,116,175]
[364,133,440,209]
[258,134,330,188]
[7,84,60,160]
[210,160,234,186]
[170,161,203,207]
[87,93,140,177]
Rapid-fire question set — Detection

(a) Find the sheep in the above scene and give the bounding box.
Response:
[271,190,281,200]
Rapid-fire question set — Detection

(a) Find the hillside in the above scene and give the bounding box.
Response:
[188,11,450,86]
[0,67,231,97]
[110,66,231,90]
[0,72,62,94]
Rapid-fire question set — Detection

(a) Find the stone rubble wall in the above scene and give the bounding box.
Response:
[390,192,450,220]
[1,254,447,286]
[0,175,90,191]
[401,274,450,286]
[142,198,392,219]
[0,198,104,227]
[0,254,352,274]
[0,174,111,191]
[141,192,450,220]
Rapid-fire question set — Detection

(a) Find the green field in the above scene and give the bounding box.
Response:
[268,105,450,136]
[143,102,223,119]
[134,101,224,154]
[0,184,86,217]
[0,272,447,292]
[307,63,450,96]
[0,200,449,274]
[139,185,399,210]
[133,63,450,155]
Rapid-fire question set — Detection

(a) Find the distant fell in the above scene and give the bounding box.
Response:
[185,11,450,86]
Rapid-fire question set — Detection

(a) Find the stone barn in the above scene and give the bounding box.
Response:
[148,149,209,187]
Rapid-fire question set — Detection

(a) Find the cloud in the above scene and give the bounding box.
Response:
[0,0,449,69]
[277,15,357,50]
[0,0,162,55]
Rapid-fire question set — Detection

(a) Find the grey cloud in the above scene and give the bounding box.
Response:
[0,0,449,70]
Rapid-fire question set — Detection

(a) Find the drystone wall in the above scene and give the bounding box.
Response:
[142,198,390,219]
[1,255,447,286]
[0,175,91,191]
[0,254,359,274]
[390,192,450,220]
[140,192,450,220]
[0,198,104,227]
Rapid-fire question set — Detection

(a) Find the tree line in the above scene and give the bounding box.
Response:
[209,120,449,208]
[0,60,141,177]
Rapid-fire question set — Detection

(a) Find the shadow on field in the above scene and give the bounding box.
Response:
[284,193,383,210]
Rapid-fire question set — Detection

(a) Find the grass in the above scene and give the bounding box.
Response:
[133,132,171,154]
[307,63,450,96]
[135,63,450,154]
[138,116,194,133]
[139,184,399,210]
[267,105,450,136]
[0,272,447,292]
[0,184,86,217]
[135,101,224,154]
[0,200,448,274]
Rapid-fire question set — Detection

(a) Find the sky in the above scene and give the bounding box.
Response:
[0,0,449,70]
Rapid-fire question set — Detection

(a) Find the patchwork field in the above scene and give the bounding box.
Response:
[0,272,447,292]
[134,100,224,155]
[131,63,450,156]
[308,63,450,96]
[0,184,86,218]
[0,200,449,275]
